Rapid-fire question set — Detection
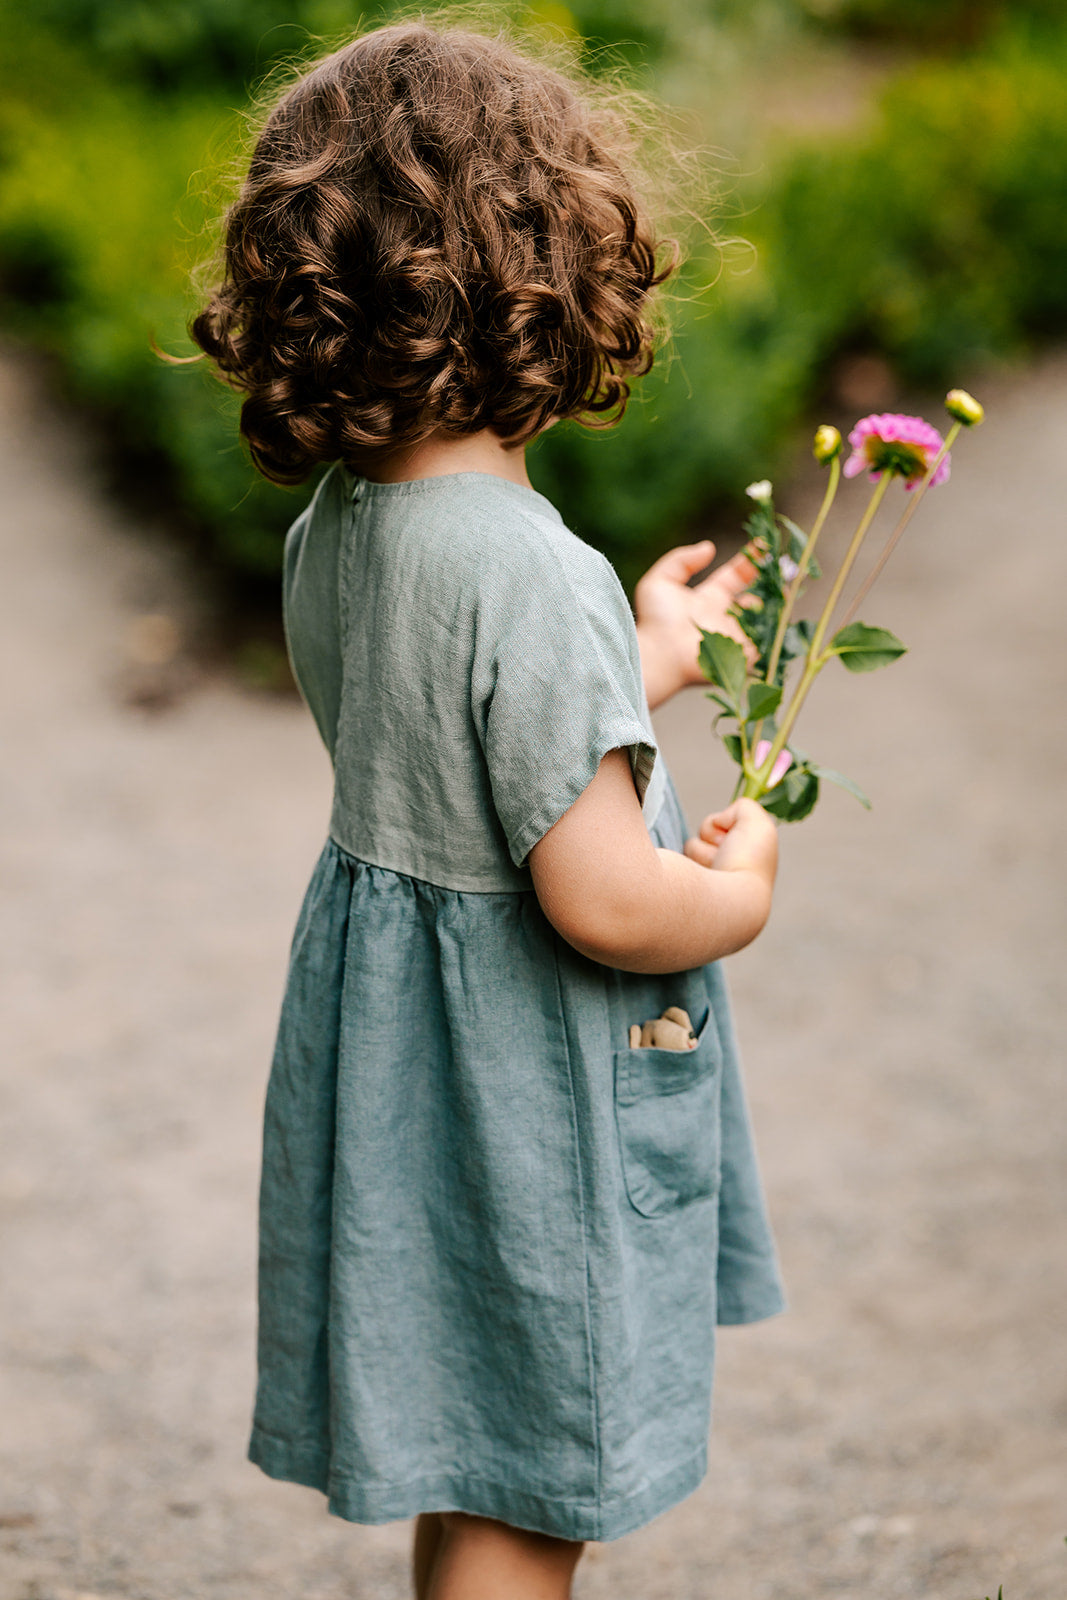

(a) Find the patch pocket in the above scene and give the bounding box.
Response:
[614,1003,723,1218]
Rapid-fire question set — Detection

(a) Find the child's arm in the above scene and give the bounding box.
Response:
[528,748,777,975]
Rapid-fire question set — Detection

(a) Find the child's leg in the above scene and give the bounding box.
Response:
[413,1513,446,1598]
[422,1511,584,1600]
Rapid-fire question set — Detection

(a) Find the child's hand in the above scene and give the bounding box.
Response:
[684,798,778,888]
[634,539,760,709]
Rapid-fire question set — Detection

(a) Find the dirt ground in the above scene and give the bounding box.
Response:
[1,347,1063,1600]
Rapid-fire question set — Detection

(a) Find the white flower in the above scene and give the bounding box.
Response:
[745,479,773,504]
[779,555,799,582]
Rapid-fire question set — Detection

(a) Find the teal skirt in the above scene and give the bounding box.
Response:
[249,769,784,1541]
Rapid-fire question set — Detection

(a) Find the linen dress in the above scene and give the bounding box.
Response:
[248,463,785,1543]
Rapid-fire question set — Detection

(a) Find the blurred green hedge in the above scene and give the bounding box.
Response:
[800,0,1062,47]
[526,19,1067,583]
[0,5,1065,595]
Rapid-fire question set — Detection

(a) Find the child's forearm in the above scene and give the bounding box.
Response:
[569,848,773,975]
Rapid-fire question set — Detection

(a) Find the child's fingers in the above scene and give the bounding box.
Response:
[690,798,761,863]
[699,814,729,846]
[702,803,743,836]
[684,834,718,868]
[707,797,766,829]
[719,546,760,590]
[636,539,717,593]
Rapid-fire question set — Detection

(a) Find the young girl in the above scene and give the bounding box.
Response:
[191,19,784,1598]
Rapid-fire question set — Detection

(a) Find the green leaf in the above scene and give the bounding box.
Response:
[743,504,779,553]
[779,516,809,561]
[760,767,820,822]
[706,691,736,730]
[704,690,734,713]
[721,733,744,767]
[829,621,907,673]
[783,618,815,655]
[775,519,820,579]
[807,762,872,809]
[697,630,748,706]
[746,681,782,721]
[734,595,785,677]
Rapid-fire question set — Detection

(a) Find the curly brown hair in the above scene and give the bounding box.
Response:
[189,19,680,484]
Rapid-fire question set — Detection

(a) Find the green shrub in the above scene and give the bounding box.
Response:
[801,0,1060,48]
[22,0,398,91]
[751,27,1067,384]
[539,21,1067,575]
[0,19,306,578]
[18,0,678,93]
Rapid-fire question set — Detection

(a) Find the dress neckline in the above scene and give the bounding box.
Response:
[341,466,563,523]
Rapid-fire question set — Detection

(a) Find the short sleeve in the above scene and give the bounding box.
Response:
[282,464,346,757]
[473,525,658,870]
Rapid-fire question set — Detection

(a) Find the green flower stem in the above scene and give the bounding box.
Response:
[837,422,961,632]
[737,714,752,771]
[765,455,840,687]
[749,455,841,756]
[743,473,891,797]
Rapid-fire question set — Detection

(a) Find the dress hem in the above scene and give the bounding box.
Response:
[247,1429,707,1543]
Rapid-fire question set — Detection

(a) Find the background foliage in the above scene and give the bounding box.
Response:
[0,0,1064,598]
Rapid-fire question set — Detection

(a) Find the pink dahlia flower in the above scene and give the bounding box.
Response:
[843,412,951,491]
[754,740,792,788]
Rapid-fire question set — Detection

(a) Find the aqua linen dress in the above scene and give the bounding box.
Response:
[249,464,785,1543]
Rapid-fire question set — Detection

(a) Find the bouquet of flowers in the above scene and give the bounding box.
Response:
[697,390,985,821]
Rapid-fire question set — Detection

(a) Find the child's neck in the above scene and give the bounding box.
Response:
[359,427,533,490]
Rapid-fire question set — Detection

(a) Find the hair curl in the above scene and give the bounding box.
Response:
[189,20,680,483]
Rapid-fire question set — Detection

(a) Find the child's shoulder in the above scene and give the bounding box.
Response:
[438,471,612,589]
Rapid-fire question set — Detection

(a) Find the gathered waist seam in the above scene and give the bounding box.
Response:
[326,832,536,896]
[327,771,670,896]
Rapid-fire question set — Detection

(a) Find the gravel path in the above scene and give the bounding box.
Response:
[1,348,1063,1600]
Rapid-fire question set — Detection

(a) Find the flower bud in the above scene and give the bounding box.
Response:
[754,739,792,788]
[813,424,842,464]
[745,479,773,504]
[944,389,984,427]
